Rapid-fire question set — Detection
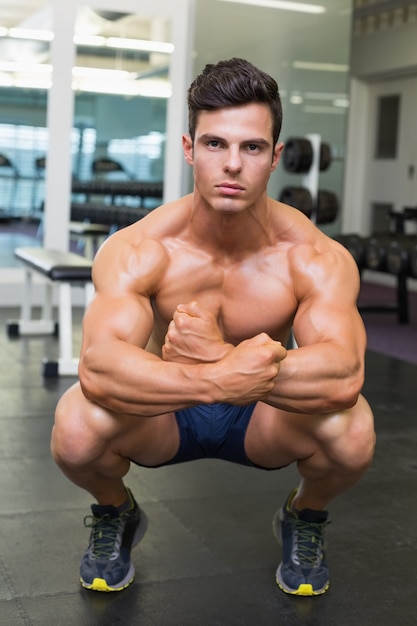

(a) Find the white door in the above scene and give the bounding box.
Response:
[365,75,417,234]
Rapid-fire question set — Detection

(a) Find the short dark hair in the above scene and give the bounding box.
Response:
[187,58,282,146]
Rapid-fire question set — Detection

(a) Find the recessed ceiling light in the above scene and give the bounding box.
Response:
[217,0,326,14]
[303,105,346,114]
[292,61,349,72]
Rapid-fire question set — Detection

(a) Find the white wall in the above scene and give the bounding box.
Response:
[343,15,417,235]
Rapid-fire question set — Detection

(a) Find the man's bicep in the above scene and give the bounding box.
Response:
[84,233,168,348]
[293,295,363,350]
[292,251,364,350]
[82,290,155,350]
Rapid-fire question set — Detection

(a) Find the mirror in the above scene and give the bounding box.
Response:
[0,2,173,267]
[0,0,353,269]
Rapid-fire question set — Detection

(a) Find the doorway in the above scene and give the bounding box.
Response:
[365,75,417,234]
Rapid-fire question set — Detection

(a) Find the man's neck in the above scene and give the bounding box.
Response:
[189,194,273,257]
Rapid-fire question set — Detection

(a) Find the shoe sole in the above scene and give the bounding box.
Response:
[81,509,149,592]
[272,509,330,597]
[275,564,329,596]
[82,566,136,592]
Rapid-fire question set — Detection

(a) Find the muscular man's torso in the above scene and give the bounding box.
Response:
[105,195,332,355]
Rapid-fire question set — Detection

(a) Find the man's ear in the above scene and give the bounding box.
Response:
[182,134,193,165]
[271,141,284,172]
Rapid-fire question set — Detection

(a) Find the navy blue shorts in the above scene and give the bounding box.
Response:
[131,403,281,471]
[166,402,257,466]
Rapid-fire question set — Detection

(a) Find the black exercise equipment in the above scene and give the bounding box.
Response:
[282,137,332,173]
[364,234,411,272]
[316,190,339,224]
[0,153,19,220]
[280,186,338,224]
[319,142,332,172]
[70,202,150,228]
[336,232,413,325]
[282,138,313,173]
[386,237,417,278]
[92,157,135,180]
[333,233,367,270]
[278,186,313,217]
[71,179,163,205]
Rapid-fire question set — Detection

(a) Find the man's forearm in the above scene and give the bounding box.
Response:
[79,333,284,416]
[263,343,364,414]
[79,342,214,416]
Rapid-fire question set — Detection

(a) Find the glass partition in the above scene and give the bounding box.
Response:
[0,0,353,267]
[0,4,172,266]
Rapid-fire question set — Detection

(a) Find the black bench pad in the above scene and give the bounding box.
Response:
[14,247,92,281]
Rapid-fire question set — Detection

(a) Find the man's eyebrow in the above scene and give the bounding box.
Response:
[243,137,270,146]
[199,133,223,142]
[199,133,270,146]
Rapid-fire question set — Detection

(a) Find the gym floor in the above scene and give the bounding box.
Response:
[0,304,416,626]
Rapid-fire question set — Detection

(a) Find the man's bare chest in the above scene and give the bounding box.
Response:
[153,252,297,344]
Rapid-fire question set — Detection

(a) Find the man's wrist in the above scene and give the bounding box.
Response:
[217,341,234,361]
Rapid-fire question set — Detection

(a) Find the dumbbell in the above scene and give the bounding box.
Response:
[386,237,417,277]
[279,186,338,224]
[316,190,338,224]
[279,186,313,217]
[334,234,367,270]
[283,137,332,173]
[364,234,412,272]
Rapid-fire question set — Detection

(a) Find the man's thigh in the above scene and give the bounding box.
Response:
[54,381,180,467]
[243,402,313,469]
[244,395,373,469]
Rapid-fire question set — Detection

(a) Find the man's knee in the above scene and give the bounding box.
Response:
[320,395,375,472]
[52,383,100,467]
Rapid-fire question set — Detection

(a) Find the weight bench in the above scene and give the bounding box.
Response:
[7,247,93,377]
[70,221,109,259]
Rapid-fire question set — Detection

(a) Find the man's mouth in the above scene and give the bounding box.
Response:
[216,182,245,195]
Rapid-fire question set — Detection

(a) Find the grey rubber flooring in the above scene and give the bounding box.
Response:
[0,306,416,626]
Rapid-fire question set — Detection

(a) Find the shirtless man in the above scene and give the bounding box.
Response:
[51,58,375,597]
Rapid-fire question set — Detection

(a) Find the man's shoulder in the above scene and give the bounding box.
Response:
[132,194,192,237]
[105,195,189,245]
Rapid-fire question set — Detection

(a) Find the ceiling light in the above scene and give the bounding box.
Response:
[8,27,54,42]
[73,34,106,47]
[217,0,325,14]
[0,75,13,87]
[303,105,346,114]
[0,28,173,55]
[106,37,174,54]
[72,67,130,80]
[72,77,171,98]
[0,60,171,98]
[333,98,349,108]
[0,61,52,74]
[14,76,52,90]
[303,91,349,100]
[292,61,349,72]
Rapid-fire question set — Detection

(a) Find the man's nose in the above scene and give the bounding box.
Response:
[224,146,242,173]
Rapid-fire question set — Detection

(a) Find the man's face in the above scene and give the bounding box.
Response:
[183,102,283,214]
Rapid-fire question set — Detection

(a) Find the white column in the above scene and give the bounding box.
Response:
[341,78,371,235]
[43,0,77,251]
[164,0,195,201]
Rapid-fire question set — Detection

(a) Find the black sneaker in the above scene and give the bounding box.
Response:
[80,488,148,592]
[273,488,330,596]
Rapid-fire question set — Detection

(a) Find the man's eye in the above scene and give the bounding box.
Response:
[208,140,220,148]
[247,144,260,152]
